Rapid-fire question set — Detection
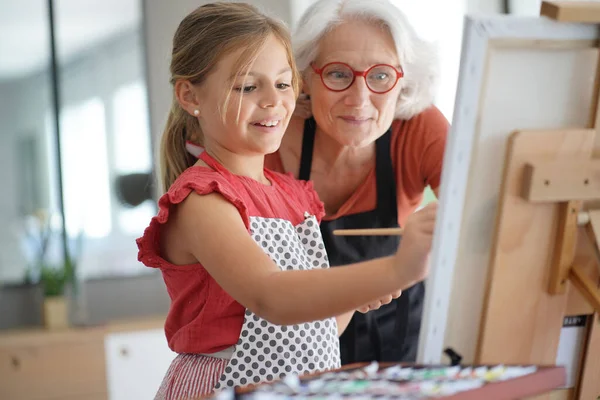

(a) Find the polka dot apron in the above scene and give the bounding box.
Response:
[214,213,341,390]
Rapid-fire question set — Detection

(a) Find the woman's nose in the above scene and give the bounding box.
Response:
[343,77,370,107]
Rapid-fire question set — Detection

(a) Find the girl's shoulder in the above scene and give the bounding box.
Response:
[137,166,252,271]
[156,165,257,231]
[167,165,244,205]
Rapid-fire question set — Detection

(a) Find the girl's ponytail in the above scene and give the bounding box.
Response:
[159,100,200,192]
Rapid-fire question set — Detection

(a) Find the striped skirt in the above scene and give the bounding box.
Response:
[155,354,228,400]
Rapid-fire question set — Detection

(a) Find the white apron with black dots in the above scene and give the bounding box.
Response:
[214,213,341,390]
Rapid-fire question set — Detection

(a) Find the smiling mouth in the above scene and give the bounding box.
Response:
[340,116,370,123]
[252,119,281,127]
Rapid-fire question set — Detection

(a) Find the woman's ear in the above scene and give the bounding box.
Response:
[174,80,201,117]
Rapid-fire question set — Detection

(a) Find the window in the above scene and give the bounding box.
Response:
[60,98,111,238]
[112,82,151,174]
[112,81,155,236]
[49,80,155,279]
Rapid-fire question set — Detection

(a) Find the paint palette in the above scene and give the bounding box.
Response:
[213,362,565,399]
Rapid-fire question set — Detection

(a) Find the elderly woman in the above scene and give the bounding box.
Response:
[264,0,448,364]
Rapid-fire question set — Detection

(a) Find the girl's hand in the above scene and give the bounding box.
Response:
[293,94,312,119]
[394,202,438,286]
[356,289,402,313]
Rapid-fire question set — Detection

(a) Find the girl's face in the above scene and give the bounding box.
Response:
[305,20,402,149]
[195,34,296,156]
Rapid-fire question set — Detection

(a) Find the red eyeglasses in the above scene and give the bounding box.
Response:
[310,62,404,94]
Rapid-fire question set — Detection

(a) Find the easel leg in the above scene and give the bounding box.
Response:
[575,312,600,400]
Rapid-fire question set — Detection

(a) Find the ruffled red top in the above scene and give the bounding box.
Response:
[136,152,324,354]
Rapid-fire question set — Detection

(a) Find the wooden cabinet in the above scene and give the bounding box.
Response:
[0,317,174,400]
[0,327,108,400]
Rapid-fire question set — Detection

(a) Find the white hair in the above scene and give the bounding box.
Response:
[293,0,439,120]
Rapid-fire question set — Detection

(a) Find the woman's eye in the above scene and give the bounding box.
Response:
[277,83,291,90]
[328,71,349,79]
[372,73,389,80]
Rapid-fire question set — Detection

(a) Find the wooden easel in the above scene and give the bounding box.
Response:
[476,2,600,399]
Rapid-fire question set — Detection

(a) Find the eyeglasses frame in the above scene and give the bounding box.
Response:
[310,61,404,94]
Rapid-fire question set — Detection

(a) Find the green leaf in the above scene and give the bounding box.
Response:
[40,264,67,297]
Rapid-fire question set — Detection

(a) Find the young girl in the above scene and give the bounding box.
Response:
[136,2,437,399]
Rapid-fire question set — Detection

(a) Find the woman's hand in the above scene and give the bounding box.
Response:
[394,202,438,286]
[356,289,402,313]
[293,94,312,119]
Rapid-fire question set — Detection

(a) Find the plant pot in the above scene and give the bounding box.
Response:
[43,296,69,330]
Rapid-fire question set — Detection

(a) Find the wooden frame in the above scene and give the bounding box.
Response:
[419,3,600,399]
[419,7,600,365]
[541,1,600,24]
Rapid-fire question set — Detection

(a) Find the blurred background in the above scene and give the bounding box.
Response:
[0,0,549,398]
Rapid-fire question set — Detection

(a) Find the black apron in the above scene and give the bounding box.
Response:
[298,117,424,364]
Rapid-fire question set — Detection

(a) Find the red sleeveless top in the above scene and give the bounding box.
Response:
[136,152,324,354]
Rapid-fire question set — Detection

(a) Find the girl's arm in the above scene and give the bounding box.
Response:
[174,192,434,326]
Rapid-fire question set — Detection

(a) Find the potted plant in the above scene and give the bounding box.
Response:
[40,262,69,329]
[40,254,77,330]
[23,210,77,330]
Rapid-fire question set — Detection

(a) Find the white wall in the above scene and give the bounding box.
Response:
[388,0,467,120]
[289,0,317,29]
[466,0,557,15]
[467,0,502,14]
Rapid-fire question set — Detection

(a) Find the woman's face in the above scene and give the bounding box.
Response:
[305,20,402,148]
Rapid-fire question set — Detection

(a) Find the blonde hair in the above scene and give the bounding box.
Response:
[160,2,300,191]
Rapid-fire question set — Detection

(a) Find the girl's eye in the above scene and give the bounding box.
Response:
[234,85,256,93]
[277,83,291,90]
